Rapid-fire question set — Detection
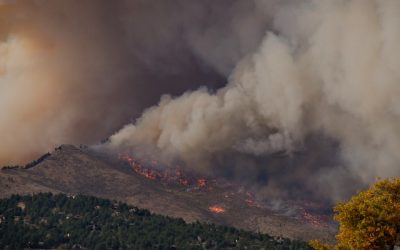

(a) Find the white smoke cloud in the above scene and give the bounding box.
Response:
[108,0,400,200]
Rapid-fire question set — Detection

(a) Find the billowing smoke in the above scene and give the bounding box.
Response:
[0,0,267,165]
[108,0,400,201]
[2,0,400,202]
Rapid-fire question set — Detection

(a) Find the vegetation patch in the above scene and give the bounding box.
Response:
[0,193,311,249]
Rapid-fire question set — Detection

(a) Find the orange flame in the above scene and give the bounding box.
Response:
[119,153,162,181]
[119,153,210,188]
[208,205,225,213]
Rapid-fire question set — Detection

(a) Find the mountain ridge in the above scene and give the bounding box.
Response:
[0,144,336,242]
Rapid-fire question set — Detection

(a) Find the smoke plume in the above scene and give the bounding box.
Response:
[108,0,400,201]
[1,0,265,164]
[2,0,400,201]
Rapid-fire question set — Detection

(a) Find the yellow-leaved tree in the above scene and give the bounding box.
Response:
[310,178,400,250]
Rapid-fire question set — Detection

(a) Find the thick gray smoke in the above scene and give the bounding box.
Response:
[108,0,400,201]
[2,0,399,202]
[0,0,267,165]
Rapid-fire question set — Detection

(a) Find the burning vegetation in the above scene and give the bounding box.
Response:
[119,152,332,225]
[208,206,226,214]
[119,153,210,190]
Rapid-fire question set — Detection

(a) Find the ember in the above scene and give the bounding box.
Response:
[208,205,225,214]
[179,179,189,186]
[197,179,207,188]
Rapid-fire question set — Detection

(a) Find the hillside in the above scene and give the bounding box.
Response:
[0,193,312,249]
[0,145,336,242]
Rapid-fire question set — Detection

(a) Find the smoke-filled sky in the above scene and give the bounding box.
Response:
[2,0,400,202]
[0,0,261,163]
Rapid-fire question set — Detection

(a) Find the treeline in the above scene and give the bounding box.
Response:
[0,193,312,249]
[1,152,51,170]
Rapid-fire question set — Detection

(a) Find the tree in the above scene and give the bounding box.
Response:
[310,178,400,249]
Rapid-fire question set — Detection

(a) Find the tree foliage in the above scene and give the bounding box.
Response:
[0,193,311,249]
[310,178,400,250]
